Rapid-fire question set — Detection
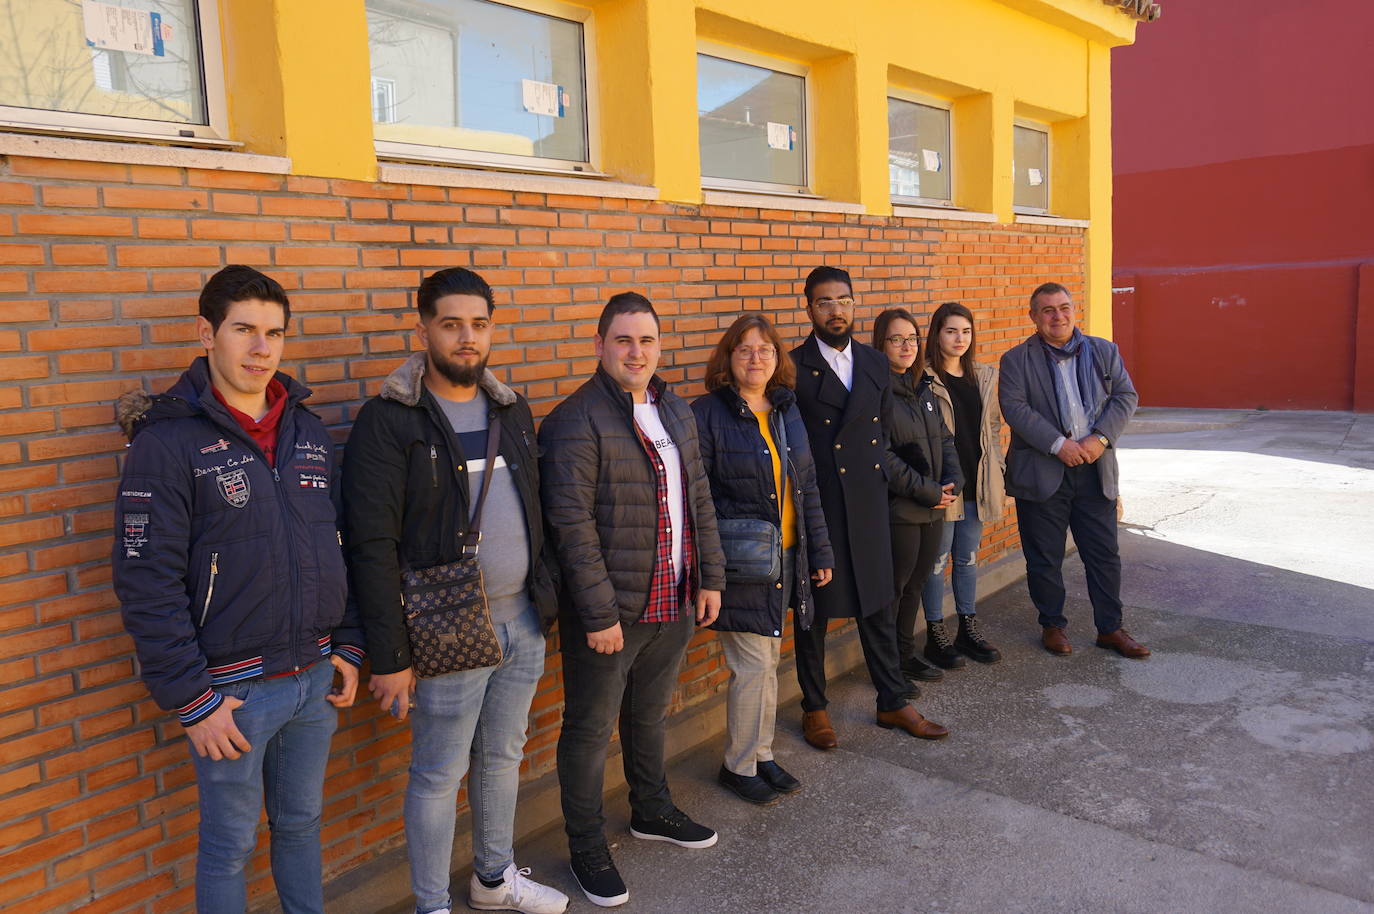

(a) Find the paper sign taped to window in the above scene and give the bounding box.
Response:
[1027,167,1044,186]
[83,0,164,57]
[921,149,942,172]
[521,79,565,118]
[766,122,794,151]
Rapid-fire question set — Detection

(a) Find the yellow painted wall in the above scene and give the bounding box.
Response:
[210,0,1136,331]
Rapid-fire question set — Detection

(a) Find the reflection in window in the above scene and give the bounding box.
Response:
[0,0,207,125]
[698,54,805,189]
[1014,124,1050,211]
[366,0,589,164]
[888,97,951,202]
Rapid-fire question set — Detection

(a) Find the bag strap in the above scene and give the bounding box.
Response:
[460,413,502,555]
[774,406,788,487]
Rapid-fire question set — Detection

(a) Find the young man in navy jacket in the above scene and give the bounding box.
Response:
[113,265,365,914]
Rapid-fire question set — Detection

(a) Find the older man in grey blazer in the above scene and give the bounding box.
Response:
[999,282,1149,659]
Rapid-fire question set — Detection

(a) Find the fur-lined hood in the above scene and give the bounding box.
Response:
[112,356,310,442]
[379,352,517,408]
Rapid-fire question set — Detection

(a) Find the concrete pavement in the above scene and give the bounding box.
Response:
[341,410,1374,914]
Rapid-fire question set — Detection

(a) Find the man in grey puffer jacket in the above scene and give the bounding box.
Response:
[539,292,725,908]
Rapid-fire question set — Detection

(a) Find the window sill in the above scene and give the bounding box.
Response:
[891,204,998,224]
[376,163,659,200]
[0,132,289,173]
[1014,213,1090,228]
[701,189,864,215]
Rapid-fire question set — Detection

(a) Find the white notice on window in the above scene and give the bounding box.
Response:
[766,122,794,151]
[1027,167,1044,186]
[921,149,942,172]
[521,79,564,117]
[83,0,162,57]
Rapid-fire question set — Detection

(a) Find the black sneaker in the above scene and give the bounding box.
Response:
[718,766,778,805]
[955,613,1002,664]
[901,653,945,682]
[569,845,629,908]
[756,760,802,794]
[923,620,967,669]
[629,807,718,848]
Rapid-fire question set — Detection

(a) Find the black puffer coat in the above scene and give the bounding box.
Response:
[886,371,963,524]
[539,367,727,632]
[691,386,835,636]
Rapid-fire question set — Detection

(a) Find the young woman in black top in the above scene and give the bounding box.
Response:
[919,302,1006,666]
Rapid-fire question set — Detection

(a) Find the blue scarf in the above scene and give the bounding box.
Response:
[1042,329,1105,435]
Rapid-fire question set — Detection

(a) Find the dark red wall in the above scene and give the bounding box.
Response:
[1112,0,1374,411]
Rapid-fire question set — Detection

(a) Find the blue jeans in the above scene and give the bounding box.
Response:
[406,607,546,914]
[922,500,985,621]
[189,659,337,914]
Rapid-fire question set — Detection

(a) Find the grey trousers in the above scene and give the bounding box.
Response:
[717,549,794,776]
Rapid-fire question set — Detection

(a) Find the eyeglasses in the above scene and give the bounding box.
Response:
[733,345,776,361]
[811,296,855,311]
[885,335,920,348]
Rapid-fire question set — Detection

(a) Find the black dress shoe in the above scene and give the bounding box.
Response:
[756,760,801,794]
[899,680,922,701]
[718,766,778,805]
[901,653,944,682]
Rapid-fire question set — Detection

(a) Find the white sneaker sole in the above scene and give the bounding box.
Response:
[569,865,629,908]
[470,898,569,914]
[628,826,719,849]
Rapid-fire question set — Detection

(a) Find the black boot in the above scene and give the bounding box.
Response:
[901,652,944,682]
[955,613,1002,664]
[923,620,966,669]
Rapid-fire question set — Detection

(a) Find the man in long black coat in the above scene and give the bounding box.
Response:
[789,266,949,747]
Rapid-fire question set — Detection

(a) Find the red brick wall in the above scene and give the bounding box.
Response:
[0,153,1084,913]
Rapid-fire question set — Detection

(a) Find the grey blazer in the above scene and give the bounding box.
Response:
[998,332,1138,502]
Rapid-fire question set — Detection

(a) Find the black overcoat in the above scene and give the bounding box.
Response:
[789,335,895,619]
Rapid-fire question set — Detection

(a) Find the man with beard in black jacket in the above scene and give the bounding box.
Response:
[539,292,726,908]
[789,266,949,748]
[343,268,568,914]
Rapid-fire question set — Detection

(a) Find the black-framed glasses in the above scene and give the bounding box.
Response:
[885,334,920,347]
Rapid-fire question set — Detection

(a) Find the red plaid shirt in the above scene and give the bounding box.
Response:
[633,420,696,624]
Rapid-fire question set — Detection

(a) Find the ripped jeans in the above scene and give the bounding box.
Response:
[921,500,984,621]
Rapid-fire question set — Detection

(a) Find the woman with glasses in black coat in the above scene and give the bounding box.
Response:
[691,314,834,806]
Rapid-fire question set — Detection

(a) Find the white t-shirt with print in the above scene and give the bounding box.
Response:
[633,397,684,582]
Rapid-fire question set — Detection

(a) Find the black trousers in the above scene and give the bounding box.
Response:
[890,520,946,661]
[557,610,694,853]
[1015,462,1123,633]
[793,579,908,714]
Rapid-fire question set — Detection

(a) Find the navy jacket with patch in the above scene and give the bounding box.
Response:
[112,357,364,726]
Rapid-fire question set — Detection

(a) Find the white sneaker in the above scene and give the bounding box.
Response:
[469,863,569,914]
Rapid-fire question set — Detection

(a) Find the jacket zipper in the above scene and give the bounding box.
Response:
[429,445,439,487]
[199,552,219,626]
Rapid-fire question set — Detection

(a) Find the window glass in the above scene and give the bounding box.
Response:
[1013,124,1050,211]
[698,54,805,188]
[888,96,951,202]
[367,0,589,164]
[0,0,207,125]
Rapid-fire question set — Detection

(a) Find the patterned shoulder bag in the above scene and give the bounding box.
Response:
[401,416,503,677]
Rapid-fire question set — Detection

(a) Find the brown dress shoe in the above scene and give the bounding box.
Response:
[1042,626,1072,655]
[802,710,838,750]
[875,705,949,740]
[1096,629,1151,658]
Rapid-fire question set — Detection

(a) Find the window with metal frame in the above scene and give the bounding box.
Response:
[1013,122,1050,213]
[888,93,952,205]
[697,49,807,193]
[0,0,227,143]
[366,0,594,172]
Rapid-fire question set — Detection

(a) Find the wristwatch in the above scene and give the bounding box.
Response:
[1094,433,1110,448]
